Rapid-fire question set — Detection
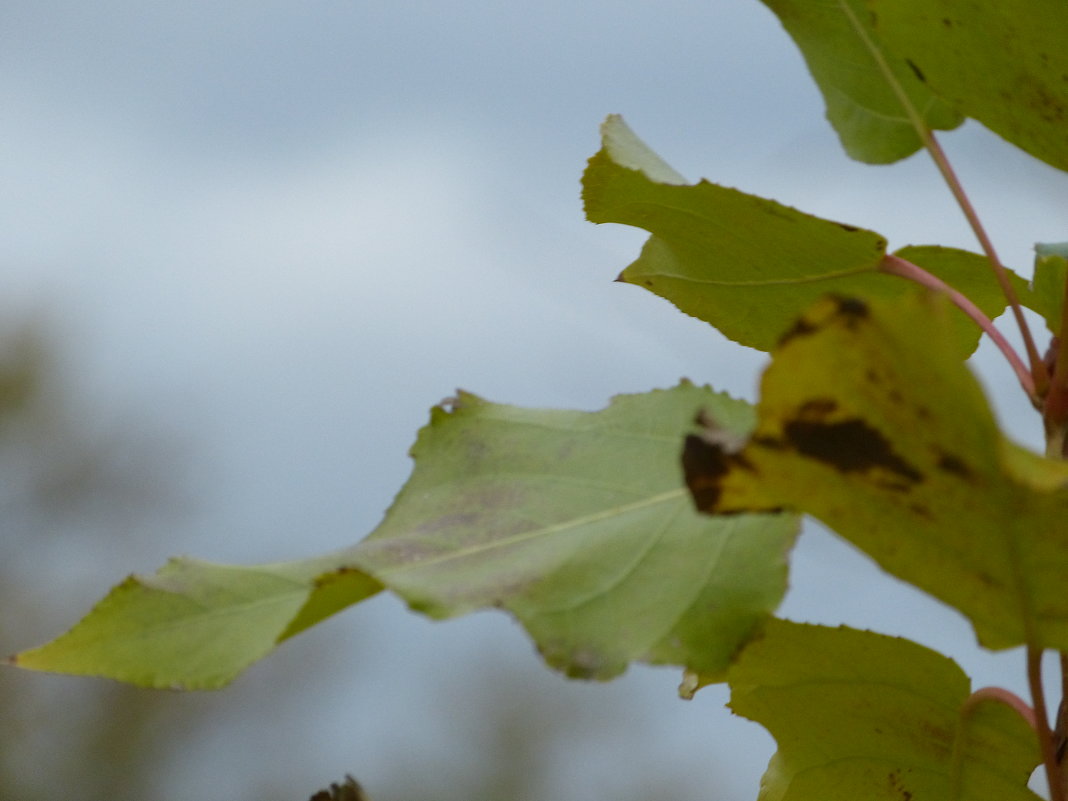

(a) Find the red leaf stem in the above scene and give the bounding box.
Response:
[878,254,1036,401]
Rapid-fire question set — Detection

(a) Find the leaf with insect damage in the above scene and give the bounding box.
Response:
[683,291,1068,651]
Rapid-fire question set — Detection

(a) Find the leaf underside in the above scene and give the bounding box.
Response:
[9,555,382,690]
[348,382,799,682]
[10,383,799,688]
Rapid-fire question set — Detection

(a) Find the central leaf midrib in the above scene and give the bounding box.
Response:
[380,487,687,574]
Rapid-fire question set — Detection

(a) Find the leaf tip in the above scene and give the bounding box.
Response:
[436,390,481,415]
[600,112,625,132]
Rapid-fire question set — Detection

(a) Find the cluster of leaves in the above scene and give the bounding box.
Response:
[9,1,1068,800]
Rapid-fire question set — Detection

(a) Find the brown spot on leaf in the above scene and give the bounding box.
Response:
[936,452,974,481]
[783,417,922,484]
[313,566,362,586]
[780,296,869,346]
[682,435,732,510]
[909,503,932,519]
[874,476,915,494]
[681,435,759,513]
[751,434,784,450]
[830,295,870,325]
[797,398,838,420]
[919,720,955,758]
[888,770,913,801]
[778,316,818,346]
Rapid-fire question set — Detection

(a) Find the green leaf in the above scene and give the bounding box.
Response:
[891,245,1023,353]
[9,555,382,689]
[757,0,963,163]
[584,116,1016,354]
[729,619,1040,801]
[683,291,1068,651]
[1019,242,1068,335]
[348,382,799,682]
[872,0,1068,172]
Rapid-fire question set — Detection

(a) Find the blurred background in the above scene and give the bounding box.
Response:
[1,2,1066,799]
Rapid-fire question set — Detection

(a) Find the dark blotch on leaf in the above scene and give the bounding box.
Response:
[905,58,926,83]
[779,295,869,346]
[682,435,768,515]
[936,452,974,481]
[874,476,915,494]
[784,417,922,484]
[797,398,838,420]
[752,434,784,451]
[777,317,818,347]
[888,770,914,801]
[830,295,870,323]
[682,435,731,510]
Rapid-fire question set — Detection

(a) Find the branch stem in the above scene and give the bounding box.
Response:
[836,0,1047,397]
[879,254,1035,399]
[920,134,1047,396]
[1029,646,1065,801]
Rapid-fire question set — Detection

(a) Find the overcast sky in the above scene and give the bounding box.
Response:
[3,3,1067,799]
